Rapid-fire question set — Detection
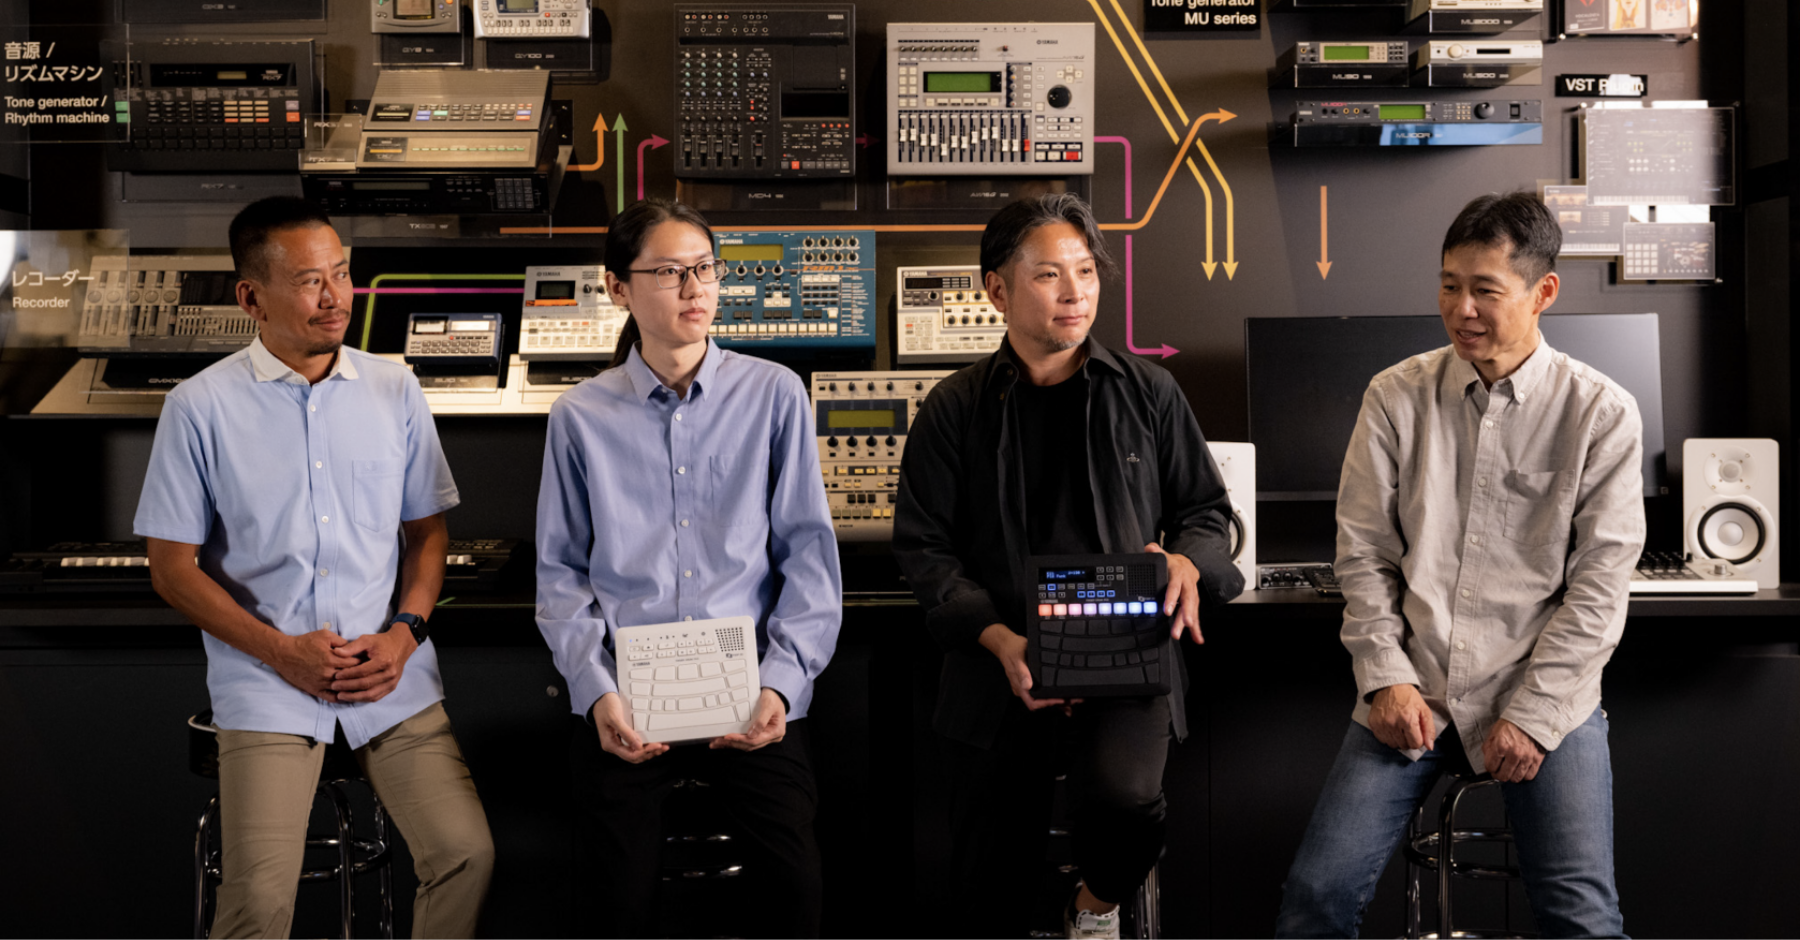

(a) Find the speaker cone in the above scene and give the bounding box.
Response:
[1227,508,1245,560]
[1696,501,1767,565]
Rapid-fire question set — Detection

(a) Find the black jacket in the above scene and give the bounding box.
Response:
[892,337,1245,748]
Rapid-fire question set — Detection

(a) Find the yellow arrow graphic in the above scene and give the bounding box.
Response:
[1098,0,1241,278]
[570,112,608,172]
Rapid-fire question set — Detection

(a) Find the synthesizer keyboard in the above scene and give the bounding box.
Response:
[1027,554,1175,698]
[614,617,761,744]
[1629,551,1758,595]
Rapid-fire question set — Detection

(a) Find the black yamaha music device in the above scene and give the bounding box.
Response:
[1025,554,1174,698]
[673,4,855,179]
[107,41,316,174]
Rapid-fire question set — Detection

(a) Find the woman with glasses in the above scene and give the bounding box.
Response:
[535,198,842,938]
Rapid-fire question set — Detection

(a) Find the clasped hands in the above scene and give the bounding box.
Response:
[1368,684,1546,783]
[270,626,418,704]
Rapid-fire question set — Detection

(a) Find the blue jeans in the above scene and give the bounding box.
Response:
[1275,706,1624,938]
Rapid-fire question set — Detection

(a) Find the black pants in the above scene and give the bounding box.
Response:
[945,696,1173,938]
[568,716,822,938]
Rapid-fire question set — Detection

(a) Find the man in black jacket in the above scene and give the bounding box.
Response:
[893,193,1244,939]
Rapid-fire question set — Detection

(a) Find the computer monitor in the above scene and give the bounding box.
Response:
[1245,314,1666,499]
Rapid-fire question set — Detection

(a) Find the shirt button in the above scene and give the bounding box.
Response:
[1455,640,1467,651]
[684,615,694,622]
[1468,535,1480,545]
[681,519,690,527]
[320,515,329,523]
[1478,477,1488,487]
[677,466,687,474]
[318,568,329,577]
[1460,588,1471,598]
[309,404,317,412]
[323,621,332,629]
[675,413,684,422]
[684,569,693,578]
[315,461,323,469]
[1483,419,1494,428]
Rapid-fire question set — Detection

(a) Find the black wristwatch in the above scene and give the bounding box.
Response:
[390,612,428,647]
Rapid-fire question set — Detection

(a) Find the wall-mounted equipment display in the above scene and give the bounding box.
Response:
[1290,100,1543,146]
[1275,42,1410,88]
[811,370,953,541]
[1543,184,1626,255]
[404,311,506,391]
[373,0,460,33]
[519,265,624,360]
[1621,222,1714,280]
[1414,40,1543,86]
[706,230,875,349]
[893,265,1004,365]
[1582,105,1733,206]
[118,0,325,24]
[106,41,315,174]
[302,70,566,215]
[1408,0,1543,33]
[1562,0,1696,37]
[78,255,252,354]
[673,4,855,180]
[887,22,1096,176]
[474,0,591,40]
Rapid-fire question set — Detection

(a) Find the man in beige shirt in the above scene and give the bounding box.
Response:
[1276,192,1644,938]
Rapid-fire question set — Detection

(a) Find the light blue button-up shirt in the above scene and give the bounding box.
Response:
[134,338,460,749]
[535,340,842,720]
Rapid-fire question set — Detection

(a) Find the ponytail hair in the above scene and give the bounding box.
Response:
[603,198,715,370]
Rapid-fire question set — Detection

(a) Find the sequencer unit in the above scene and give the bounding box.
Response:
[78,255,255,355]
[709,229,875,349]
[887,22,1096,175]
[519,265,625,360]
[674,4,855,179]
[894,264,1005,364]
[812,371,953,541]
[474,0,591,40]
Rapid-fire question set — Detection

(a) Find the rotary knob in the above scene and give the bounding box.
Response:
[1447,43,1467,58]
[1474,102,1494,119]
[1046,85,1072,109]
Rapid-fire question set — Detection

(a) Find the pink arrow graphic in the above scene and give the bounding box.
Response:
[1122,235,1177,359]
[1095,136,1132,220]
[1099,136,1174,359]
[855,133,880,149]
[636,134,670,200]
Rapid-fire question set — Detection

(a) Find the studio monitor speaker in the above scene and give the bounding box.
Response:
[1208,441,1256,587]
[1683,438,1780,589]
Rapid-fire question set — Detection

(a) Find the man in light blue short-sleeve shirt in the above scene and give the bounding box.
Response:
[136,197,492,939]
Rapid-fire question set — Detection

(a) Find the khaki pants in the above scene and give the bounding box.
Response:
[210,702,494,939]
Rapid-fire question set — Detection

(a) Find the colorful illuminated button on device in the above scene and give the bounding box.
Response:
[1024,553,1175,698]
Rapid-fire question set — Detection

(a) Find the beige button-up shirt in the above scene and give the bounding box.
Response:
[1336,337,1645,772]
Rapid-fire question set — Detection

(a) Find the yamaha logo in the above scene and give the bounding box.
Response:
[1397,132,1432,138]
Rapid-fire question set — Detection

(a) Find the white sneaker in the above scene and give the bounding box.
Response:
[1063,895,1121,940]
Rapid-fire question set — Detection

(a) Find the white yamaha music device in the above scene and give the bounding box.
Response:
[474,0,590,40]
[811,370,953,541]
[1208,442,1257,587]
[1683,438,1780,589]
[887,22,1096,176]
[614,617,760,744]
[894,264,1004,364]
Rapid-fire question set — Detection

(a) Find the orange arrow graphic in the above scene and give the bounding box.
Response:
[1317,186,1332,279]
[570,112,608,172]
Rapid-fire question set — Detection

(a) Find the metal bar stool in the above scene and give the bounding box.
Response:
[654,777,749,937]
[1402,774,1532,940]
[1043,773,1163,940]
[188,711,396,940]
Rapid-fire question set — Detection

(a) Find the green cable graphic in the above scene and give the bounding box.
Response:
[359,273,525,350]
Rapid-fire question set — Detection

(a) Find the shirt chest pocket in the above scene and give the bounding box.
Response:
[1501,469,1578,547]
[707,454,767,528]
[352,459,406,534]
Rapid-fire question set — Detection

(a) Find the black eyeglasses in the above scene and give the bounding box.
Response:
[627,260,723,289]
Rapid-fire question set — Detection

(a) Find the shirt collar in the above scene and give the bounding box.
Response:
[1441,331,1552,404]
[622,338,721,403]
[247,336,358,385]
[988,334,1123,390]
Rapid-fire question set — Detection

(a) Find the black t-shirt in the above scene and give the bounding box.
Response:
[1012,369,1103,556]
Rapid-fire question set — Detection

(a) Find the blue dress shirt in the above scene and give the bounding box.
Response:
[134,338,461,749]
[535,340,842,721]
